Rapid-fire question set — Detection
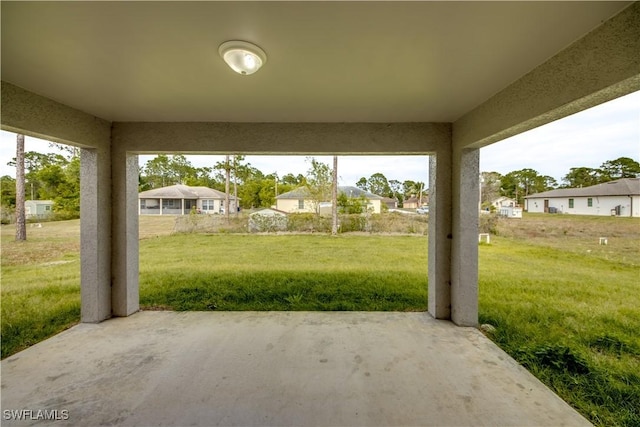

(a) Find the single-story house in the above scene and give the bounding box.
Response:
[403,196,420,209]
[276,186,384,214]
[524,178,640,217]
[25,200,54,219]
[403,195,429,209]
[138,184,238,215]
[491,196,517,209]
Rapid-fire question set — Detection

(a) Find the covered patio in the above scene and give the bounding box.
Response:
[1,311,591,426]
[1,2,638,425]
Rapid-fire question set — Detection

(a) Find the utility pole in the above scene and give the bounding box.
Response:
[274,173,278,197]
[331,156,338,236]
[224,155,230,223]
[479,174,484,212]
[233,156,238,216]
[15,134,26,241]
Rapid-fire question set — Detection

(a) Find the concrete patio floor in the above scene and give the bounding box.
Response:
[1,311,591,426]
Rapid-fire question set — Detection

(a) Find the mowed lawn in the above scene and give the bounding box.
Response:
[139,233,427,311]
[1,214,639,426]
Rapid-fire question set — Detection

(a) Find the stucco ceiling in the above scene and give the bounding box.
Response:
[0,1,632,123]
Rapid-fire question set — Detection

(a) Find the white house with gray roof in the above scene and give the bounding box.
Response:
[524,178,640,217]
[139,184,238,215]
[276,186,384,214]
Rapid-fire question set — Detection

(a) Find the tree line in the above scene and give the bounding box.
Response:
[2,150,638,217]
[2,146,80,221]
[481,157,640,207]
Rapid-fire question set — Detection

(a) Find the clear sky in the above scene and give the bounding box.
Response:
[1,90,638,186]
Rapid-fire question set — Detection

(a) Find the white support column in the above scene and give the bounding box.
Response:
[80,148,112,322]
[428,152,452,320]
[111,151,139,317]
[450,148,479,326]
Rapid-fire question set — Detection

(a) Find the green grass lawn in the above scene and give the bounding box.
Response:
[1,215,639,426]
[479,237,639,427]
[139,234,428,311]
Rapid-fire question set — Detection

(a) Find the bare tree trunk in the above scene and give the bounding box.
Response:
[233,156,238,216]
[331,156,338,236]
[15,134,27,241]
[224,155,230,223]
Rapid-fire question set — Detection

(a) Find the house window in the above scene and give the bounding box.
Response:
[298,200,304,209]
[162,199,180,209]
[202,200,215,211]
[45,205,51,211]
[569,198,574,209]
[587,198,593,207]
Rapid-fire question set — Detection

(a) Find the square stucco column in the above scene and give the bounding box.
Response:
[450,148,479,326]
[112,151,139,316]
[80,148,112,322]
[428,152,452,320]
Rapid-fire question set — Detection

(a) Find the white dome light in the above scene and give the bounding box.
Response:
[219,41,267,75]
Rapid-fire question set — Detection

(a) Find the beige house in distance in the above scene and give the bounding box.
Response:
[276,186,384,214]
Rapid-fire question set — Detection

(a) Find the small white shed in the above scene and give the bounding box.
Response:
[248,208,288,232]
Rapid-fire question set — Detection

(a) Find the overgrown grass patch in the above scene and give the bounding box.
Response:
[479,237,640,427]
[1,264,80,358]
[141,270,427,311]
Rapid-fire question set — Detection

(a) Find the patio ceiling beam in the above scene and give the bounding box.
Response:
[111,122,451,155]
[0,81,111,148]
[453,1,640,150]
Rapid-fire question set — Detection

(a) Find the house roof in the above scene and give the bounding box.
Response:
[339,186,383,200]
[525,178,640,199]
[276,187,311,200]
[139,184,237,200]
[276,186,383,200]
[491,196,516,203]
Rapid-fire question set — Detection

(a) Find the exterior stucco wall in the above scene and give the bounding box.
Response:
[198,198,233,214]
[526,195,639,217]
[369,200,382,214]
[277,198,382,214]
[1,82,111,148]
[277,199,312,213]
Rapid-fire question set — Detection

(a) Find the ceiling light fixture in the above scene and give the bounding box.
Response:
[218,40,267,75]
